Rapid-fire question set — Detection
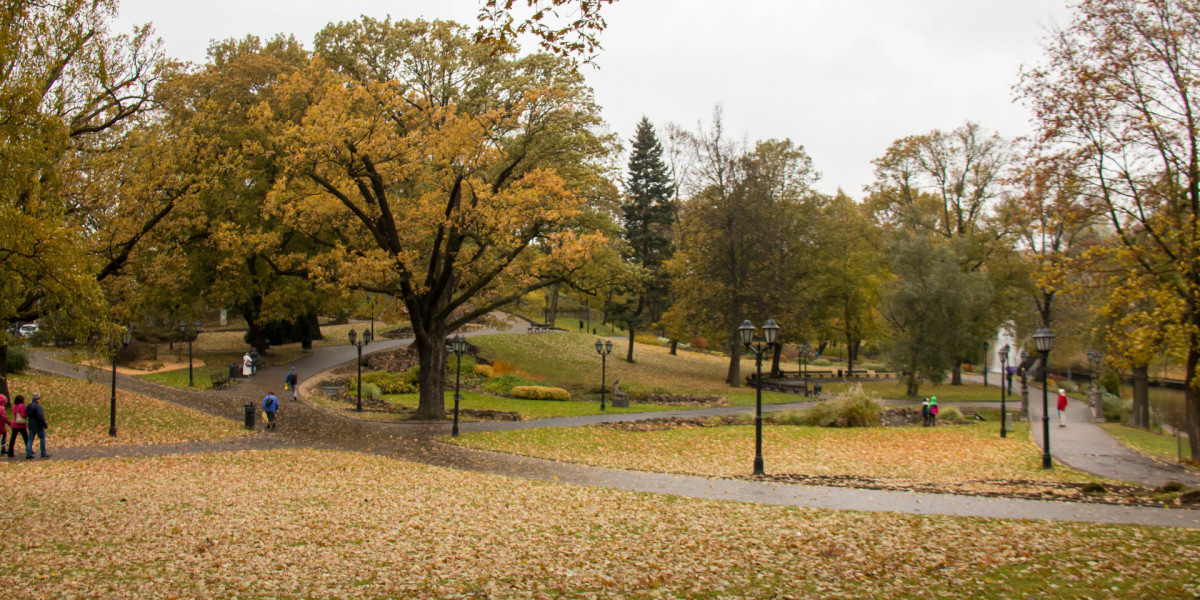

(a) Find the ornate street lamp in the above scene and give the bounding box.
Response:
[1087,349,1103,421]
[109,326,133,437]
[348,328,372,412]
[1019,348,1030,420]
[179,320,202,387]
[998,344,1010,438]
[1033,327,1056,469]
[594,339,614,410]
[739,318,780,476]
[450,335,469,437]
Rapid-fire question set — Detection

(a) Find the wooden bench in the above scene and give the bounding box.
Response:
[210,372,231,389]
[529,323,556,333]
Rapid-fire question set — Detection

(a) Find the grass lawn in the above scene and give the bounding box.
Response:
[1101,423,1194,464]
[453,419,1104,486]
[472,330,800,404]
[309,389,685,421]
[4,373,247,447]
[821,380,1006,402]
[4,449,1194,599]
[136,348,308,390]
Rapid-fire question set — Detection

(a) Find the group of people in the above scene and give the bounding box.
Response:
[0,393,49,459]
[920,396,939,427]
[241,348,260,377]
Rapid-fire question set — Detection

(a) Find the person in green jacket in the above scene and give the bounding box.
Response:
[928,396,939,427]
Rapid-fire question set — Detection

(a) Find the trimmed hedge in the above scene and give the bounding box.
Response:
[473,364,494,378]
[509,385,571,401]
[5,345,28,374]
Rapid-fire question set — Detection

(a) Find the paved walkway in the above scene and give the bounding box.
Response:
[25,333,1200,529]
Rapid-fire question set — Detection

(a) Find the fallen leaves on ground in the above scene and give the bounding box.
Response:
[5,373,246,448]
[0,449,1194,599]
[453,422,1115,496]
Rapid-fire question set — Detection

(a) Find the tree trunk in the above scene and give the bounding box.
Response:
[845,334,855,376]
[414,326,448,420]
[241,300,268,354]
[951,360,963,386]
[726,338,742,387]
[669,339,677,355]
[770,343,782,377]
[1131,364,1150,428]
[626,327,635,363]
[1186,342,1199,459]
[906,374,919,397]
[548,284,560,324]
[0,342,9,399]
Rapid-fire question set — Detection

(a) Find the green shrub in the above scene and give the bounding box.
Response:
[448,354,476,373]
[811,358,832,367]
[730,412,755,425]
[801,402,837,427]
[361,382,382,400]
[1102,390,1130,423]
[360,370,418,394]
[482,373,538,395]
[634,334,663,347]
[5,345,28,374]
[938,406,964,422]
[1098,369,1121,396]
[509,385,571,401]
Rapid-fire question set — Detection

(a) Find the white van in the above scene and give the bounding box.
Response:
[18,323,38,338]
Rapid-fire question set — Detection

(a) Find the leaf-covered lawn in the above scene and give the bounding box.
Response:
[1,449,1194,599]
[5,373,246,447]
[308,389,671,421]
[454,420,1104,485]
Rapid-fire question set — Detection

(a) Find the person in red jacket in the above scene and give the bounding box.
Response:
[6,395,28,457]
[1056,389,1069,427]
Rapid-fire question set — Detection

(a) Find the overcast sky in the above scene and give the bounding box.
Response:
[116,0,1072,196]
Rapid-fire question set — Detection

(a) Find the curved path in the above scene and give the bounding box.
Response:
[26,331,1200,529]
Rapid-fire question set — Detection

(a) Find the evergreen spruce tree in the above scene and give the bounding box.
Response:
[616,117,676,361]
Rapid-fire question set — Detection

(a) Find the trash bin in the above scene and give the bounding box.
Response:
[230,363,239,379]
[244,404,255,429]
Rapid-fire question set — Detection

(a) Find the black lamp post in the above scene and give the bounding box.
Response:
[1033,327,1056,469]
[594,339,613,410]
[1087,349,1102,420]
[109,326,133,437]
[450,335,468,437]
[799,342,810,396]
[998,344,1010,438]
[348,328,372,412]
[738,318,780,476]
[368,296,376,339]
[1019,348,1030,420]
[178,320,202,387]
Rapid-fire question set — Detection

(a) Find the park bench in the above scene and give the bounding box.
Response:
[529,323,555,333]
[210,372,230,389]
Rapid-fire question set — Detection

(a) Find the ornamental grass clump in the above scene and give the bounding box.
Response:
[800,384,882,427]
[509,385,571,401]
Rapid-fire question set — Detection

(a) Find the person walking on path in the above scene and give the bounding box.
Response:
[1057,389,1069,427]
[6,395,28,457]
[0,395,8,453]
[921,398,931,427]
[242,351,254,377]
[24,393,48,459]
[928,397,939,427]
[262,391,279,430]
[285,368,299,401]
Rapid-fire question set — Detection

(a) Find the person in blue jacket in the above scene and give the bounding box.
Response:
[262,391,279,430]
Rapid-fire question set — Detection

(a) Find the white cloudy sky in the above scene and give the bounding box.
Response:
[115,0,1072,196]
